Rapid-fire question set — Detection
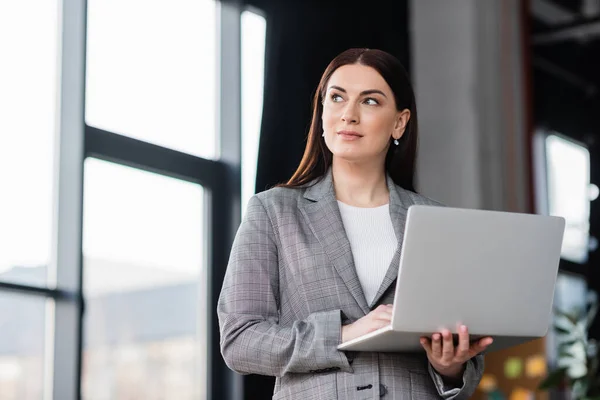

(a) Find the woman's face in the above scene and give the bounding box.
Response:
[322,64,410,164]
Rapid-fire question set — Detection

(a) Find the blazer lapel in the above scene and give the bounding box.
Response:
[299,171,370,315]
[369,176,415,308]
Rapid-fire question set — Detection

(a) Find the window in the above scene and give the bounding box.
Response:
[85,0,218,159]
[0,0,60,287]
[81,158,207,400]
[0,292,49,400]
[241,10,266,214]
[535,132,593,264]
[2,1,248,398]
[0,2,59,397]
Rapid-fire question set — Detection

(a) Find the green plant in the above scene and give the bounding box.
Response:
[540,291,600,399]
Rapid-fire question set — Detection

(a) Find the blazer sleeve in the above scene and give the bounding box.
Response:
[217,195,353,377]
[427,354,485,400]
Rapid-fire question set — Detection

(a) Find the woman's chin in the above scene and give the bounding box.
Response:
[332,151,379,164]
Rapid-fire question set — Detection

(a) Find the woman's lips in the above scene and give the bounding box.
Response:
[337,130,363,140]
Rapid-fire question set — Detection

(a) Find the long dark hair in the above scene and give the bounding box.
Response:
[280,48,419,192]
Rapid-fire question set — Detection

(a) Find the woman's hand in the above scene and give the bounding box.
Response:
[341,304,393,343]
[420,325,493,380]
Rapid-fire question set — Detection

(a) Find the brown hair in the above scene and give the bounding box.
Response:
[280,48,419,192]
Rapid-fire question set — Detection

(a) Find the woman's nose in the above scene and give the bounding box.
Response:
[341,103,359,124]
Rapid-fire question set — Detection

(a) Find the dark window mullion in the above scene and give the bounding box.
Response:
[0,281,78,301]
[85,125,226,188]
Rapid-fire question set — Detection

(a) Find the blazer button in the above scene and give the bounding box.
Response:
[379,384,388,397]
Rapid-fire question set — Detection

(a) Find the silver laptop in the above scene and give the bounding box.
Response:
[337,205,565,353]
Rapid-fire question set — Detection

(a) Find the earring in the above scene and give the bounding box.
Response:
[322,132,325,137]
[394,139,399,145]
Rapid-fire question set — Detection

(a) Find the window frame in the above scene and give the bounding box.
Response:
[0,0,247,399]
[534,127,592,272]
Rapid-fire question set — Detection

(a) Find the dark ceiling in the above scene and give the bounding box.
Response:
[530,0,600,98]
[530,0,600,141]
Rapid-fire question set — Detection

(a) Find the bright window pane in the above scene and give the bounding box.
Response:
[0,293,48,400]
[82,158,206,400]
[546,135,591,263]
[85,0,217,159]
[0,0,59,286]
[241,10,266,215]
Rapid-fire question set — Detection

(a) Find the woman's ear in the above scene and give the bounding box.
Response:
[393,109,411,140]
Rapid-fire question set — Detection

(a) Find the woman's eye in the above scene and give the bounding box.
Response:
[331,94,343,102]
[364,98,379,106]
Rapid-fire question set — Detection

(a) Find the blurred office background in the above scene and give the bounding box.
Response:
[0,0,599,399]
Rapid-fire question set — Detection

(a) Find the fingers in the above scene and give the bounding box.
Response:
[441,329,454,361]
[360,305,393,335]
[468,336,494,358]
[420,337,432,354]
[456,325,470,359]
[431,333,442,358]
[372,304,393,322]
[422,326,492,376]
[421,326,469,361]
[345,305,395,342]
[370,319,392,331]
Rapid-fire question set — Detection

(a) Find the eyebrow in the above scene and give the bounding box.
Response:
[328,85,388,98]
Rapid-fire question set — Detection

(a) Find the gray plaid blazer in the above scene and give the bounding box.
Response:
[218,170,484,399]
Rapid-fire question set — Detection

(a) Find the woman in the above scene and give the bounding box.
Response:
[217,48,493,399]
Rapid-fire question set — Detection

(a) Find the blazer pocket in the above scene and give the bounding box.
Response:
[409,371,437,400]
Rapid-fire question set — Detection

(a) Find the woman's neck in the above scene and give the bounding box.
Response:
[332,159,389,208]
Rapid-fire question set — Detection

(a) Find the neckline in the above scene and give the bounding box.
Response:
[337,200,389,210]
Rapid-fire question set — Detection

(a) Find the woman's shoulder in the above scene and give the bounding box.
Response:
[251,185,307,212]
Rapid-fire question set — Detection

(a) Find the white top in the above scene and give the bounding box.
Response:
[337,201,397,305]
